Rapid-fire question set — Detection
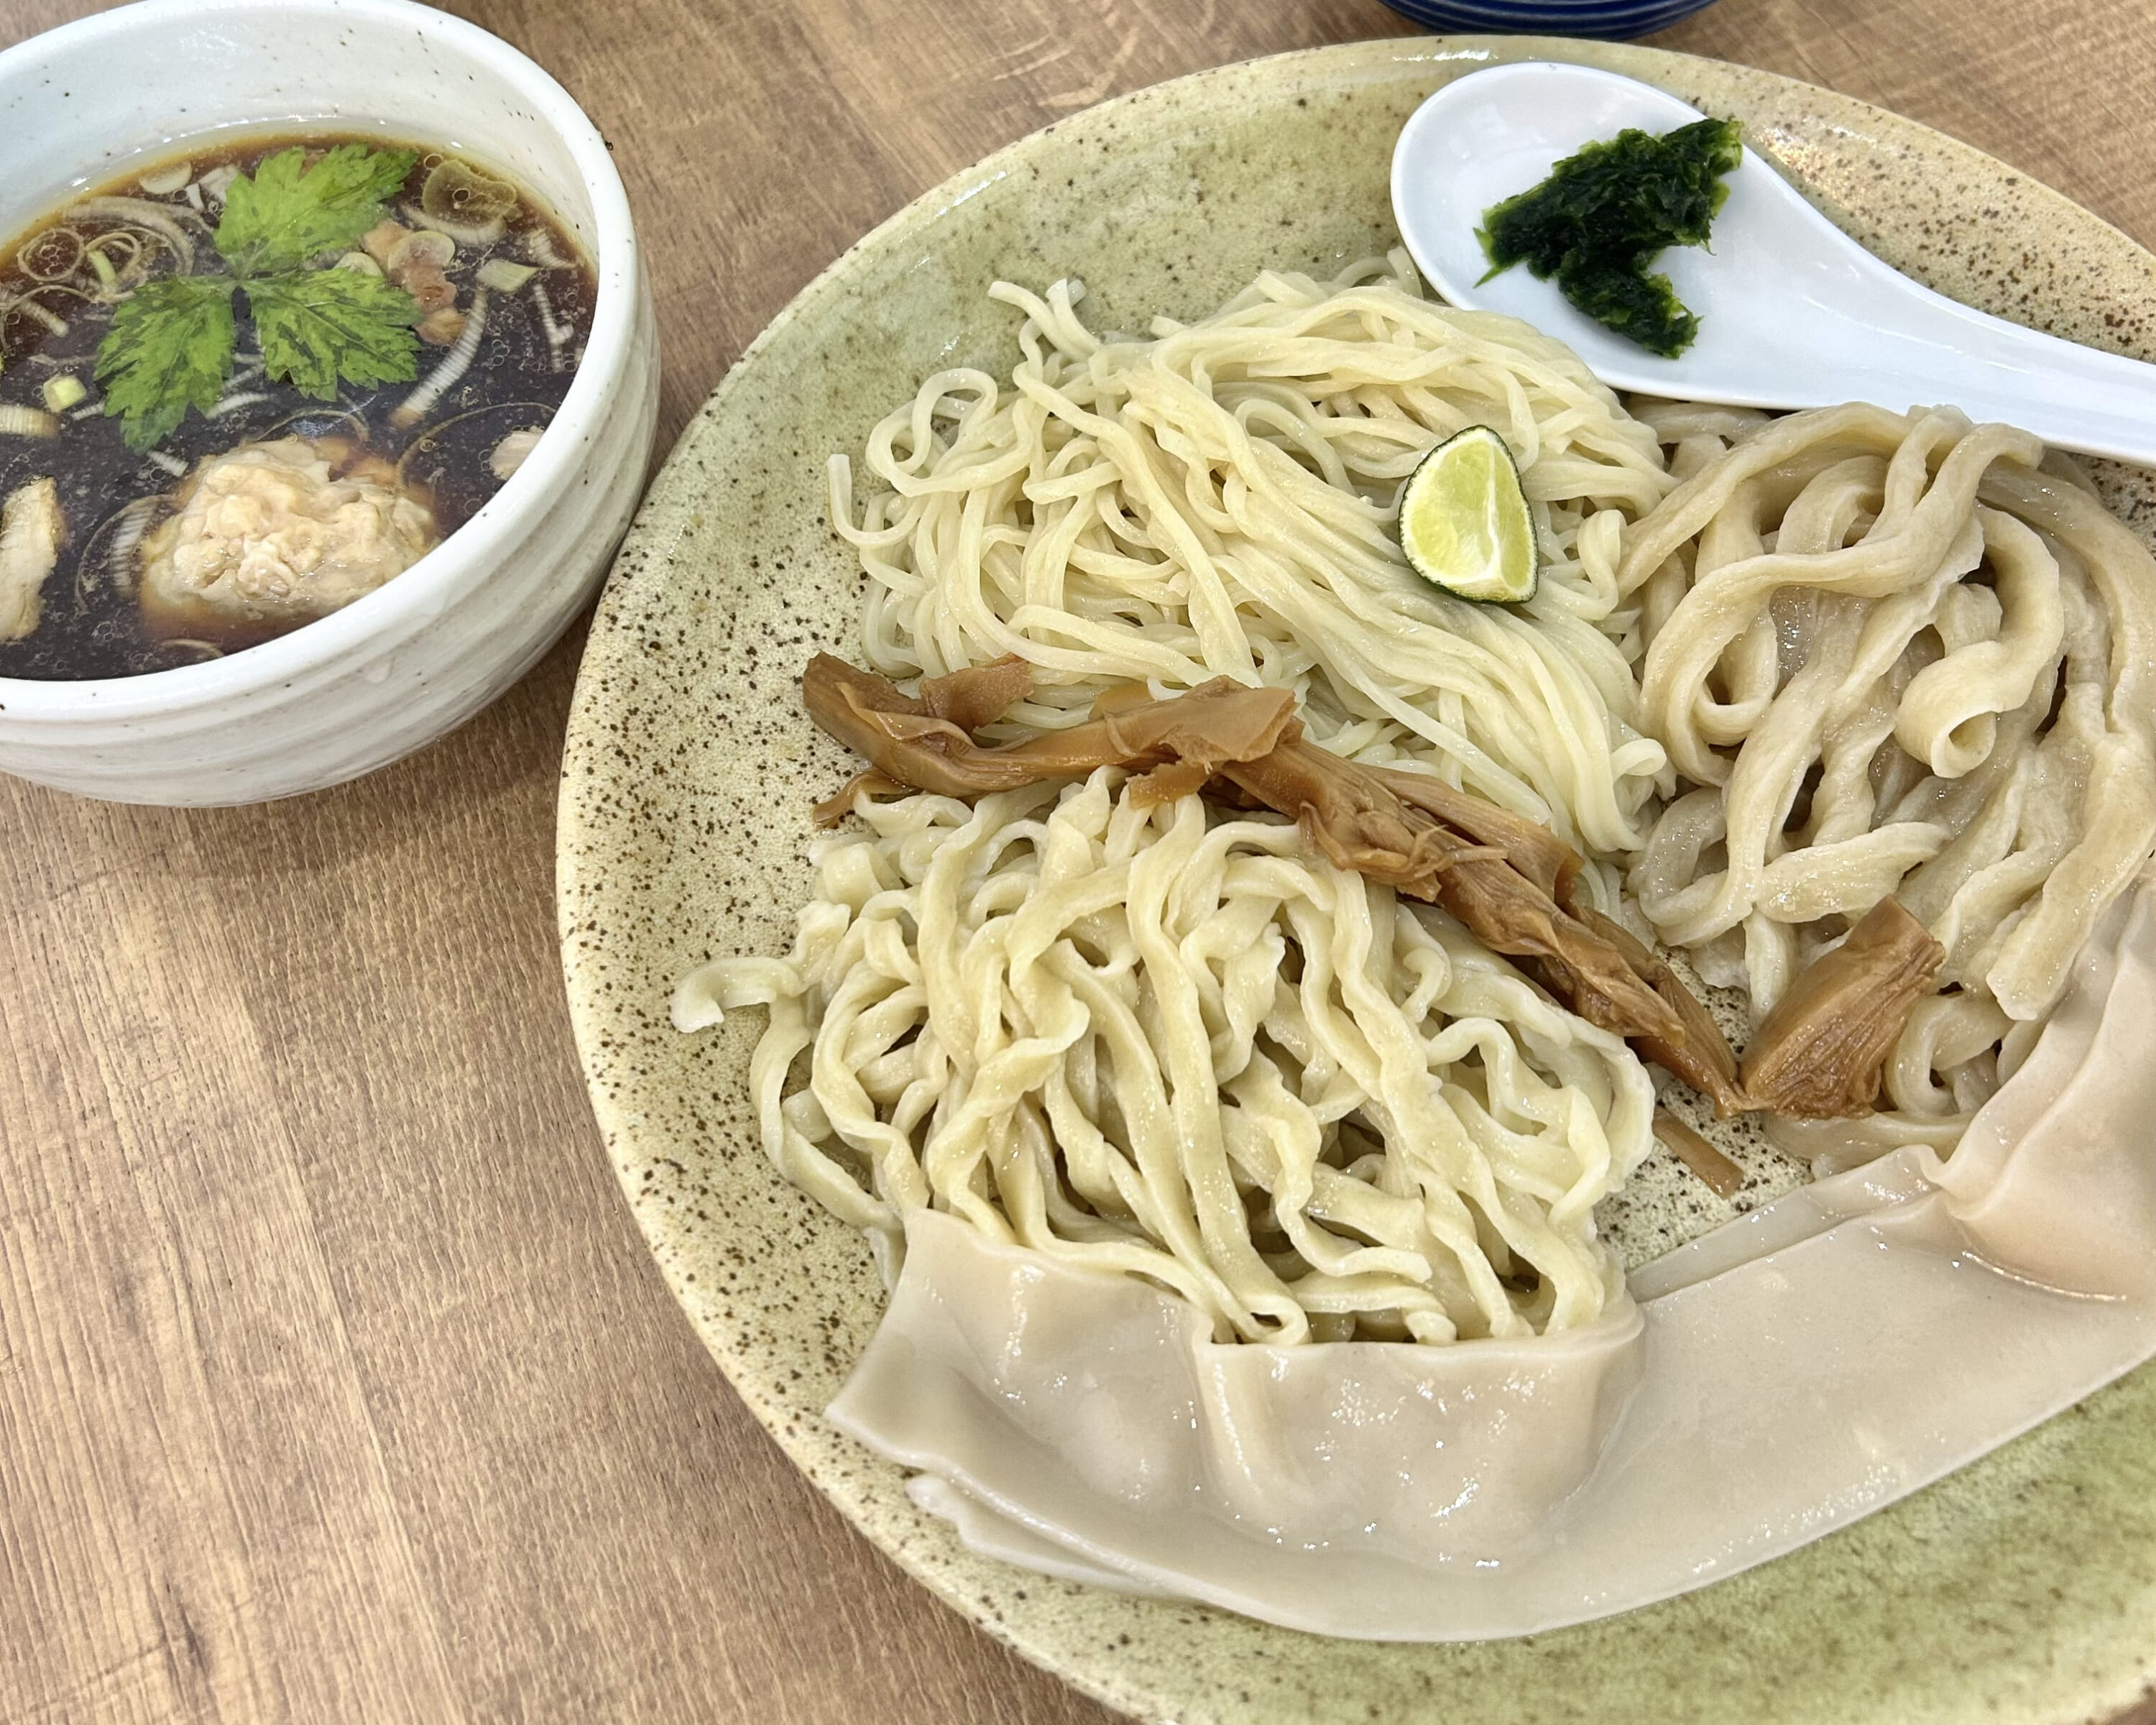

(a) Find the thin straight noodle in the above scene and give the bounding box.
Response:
[830,255,1676,852]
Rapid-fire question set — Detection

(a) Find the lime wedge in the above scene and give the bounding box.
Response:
[1399,426,1538,604]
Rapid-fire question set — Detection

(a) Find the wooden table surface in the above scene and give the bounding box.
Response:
[7,1,2156,1721]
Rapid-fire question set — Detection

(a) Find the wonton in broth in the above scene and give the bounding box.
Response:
[0,132,596,680]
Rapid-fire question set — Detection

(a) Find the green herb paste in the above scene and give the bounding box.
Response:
[1475,117,1743,358]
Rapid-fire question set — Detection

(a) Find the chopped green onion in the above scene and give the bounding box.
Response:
[476,257,536,293]
[0,404,59,438]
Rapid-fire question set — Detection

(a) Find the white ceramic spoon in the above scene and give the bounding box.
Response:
[1391,61,2156,466]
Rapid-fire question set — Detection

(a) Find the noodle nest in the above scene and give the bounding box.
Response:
[1624,399,2156,1166]
[676,770,1653,1343]
[684,261,2156,1343]
[831,254,1675,855]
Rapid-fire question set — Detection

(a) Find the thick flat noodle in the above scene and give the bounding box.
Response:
[1743,897,1945,1118]
[1925,887,2156,1298]
[902,1475,1179,1598]
[1623,405,2156,1160]
[831,884,2156,1639]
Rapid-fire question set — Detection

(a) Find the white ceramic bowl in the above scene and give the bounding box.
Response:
[0,0,658,804]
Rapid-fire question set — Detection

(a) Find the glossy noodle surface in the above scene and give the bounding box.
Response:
[1623,400,2156,1168]
[831,256,1675,855]
[675,769,1655,1345]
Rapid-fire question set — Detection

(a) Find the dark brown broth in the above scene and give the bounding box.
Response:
[0,132,596,681]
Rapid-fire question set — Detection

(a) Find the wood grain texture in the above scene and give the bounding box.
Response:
[2,1,2153,1722]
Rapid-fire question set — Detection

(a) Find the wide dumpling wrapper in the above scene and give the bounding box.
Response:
[829,882,2156,1639]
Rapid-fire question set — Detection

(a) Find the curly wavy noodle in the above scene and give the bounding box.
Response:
[675,770,1656,1344]
[1621,400,2156,1167]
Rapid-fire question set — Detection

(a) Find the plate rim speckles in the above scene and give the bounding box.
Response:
[558,34,2156,1725]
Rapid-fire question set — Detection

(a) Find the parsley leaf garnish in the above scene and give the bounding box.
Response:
[215,144,418,275]
[249,269,420,399]
[96,142,426,449]
[95,275,236,451]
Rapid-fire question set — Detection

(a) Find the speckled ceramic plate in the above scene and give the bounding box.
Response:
[559,37,2156,1725]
